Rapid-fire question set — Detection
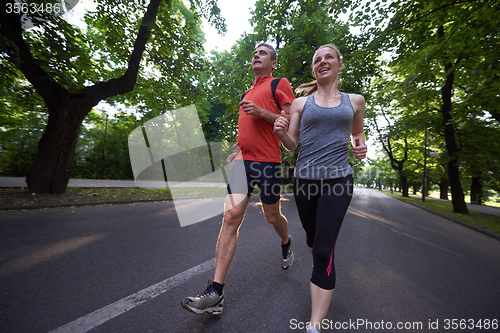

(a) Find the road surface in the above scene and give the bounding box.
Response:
[1,187,499,332]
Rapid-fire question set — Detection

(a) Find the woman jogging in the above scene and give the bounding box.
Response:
[274,44,367,333]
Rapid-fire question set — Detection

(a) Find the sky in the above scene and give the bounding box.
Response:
[66,0,256,53]
[201,0,257,52]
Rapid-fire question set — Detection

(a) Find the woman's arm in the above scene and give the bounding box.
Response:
[274,97,306,151]
[349,94,367,160]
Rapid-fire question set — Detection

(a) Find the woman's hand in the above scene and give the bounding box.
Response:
[352,137,367,160]
[273,111,289,138]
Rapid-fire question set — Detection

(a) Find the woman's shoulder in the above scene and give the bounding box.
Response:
[346,93,365,103]
[346,93,366,114]
[290,96,308,115]
[292,95,309,106]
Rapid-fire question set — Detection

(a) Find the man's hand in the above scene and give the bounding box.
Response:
[239,100,263,117]
[352,137,367,160]
[227,152,237,163]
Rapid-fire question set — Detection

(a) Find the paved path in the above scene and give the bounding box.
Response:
[0,177,226,188]
[1,188,499,333]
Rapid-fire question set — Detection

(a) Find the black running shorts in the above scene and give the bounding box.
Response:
[227,160,282,205]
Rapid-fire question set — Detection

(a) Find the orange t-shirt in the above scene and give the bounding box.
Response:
[236,76,295,163]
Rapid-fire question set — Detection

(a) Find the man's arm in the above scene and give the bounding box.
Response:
[239,100,291,124]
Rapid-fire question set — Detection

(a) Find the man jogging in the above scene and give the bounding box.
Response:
[181,42,295,315]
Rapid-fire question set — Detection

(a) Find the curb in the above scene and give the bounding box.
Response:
[0,197,174,211]
[0,193,235,212]
[390,195,500,242]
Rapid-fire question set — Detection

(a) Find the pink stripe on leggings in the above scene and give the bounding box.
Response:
[326,246,334,276]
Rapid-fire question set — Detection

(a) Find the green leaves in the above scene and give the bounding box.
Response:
[352,0,500,201]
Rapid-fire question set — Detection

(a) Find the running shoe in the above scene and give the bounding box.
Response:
[181,281,224,315]
[281,235,294,269]
[307,326,320,333]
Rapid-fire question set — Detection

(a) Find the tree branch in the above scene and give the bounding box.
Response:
[0,0,69,109]
[83,0,164,106]
[386,0,478,34]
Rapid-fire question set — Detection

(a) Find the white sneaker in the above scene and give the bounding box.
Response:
[181,281,224,315]
[281,235,294,269]
[306,326,320,333]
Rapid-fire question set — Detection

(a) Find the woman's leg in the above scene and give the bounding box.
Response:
[309,282,335,330]
[309,176,353,331]
[293,178,320,248]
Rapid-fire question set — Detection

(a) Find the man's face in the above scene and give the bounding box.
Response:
[252,46,276,75]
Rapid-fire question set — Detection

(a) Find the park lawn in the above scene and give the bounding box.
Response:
[381,190,500,234]
[426,192,500,208]
[0,187,173,206]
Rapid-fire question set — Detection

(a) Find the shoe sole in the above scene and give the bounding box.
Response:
[180,298,224,315]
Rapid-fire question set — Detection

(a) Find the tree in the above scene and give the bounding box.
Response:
[341,0,500,213]
[458,116,500,204]
[198,36,259,143]
[0,60,46,176]
[72,111,137,180]
[251,0,376,93]
[0,0,224,194]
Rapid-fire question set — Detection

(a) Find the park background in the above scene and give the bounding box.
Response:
[1,0,499,216]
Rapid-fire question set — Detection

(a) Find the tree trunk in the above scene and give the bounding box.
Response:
[1,0,163,194]
[412,181,418,195]
[470,176,483,205]
[26,100,90,194]
[439,176,449,200]
[400,174,409,197]
[438,25,468,214]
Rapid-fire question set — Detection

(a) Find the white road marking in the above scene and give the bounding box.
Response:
[48,258,215,333]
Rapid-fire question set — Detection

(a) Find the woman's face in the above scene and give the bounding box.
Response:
[312,47,343,81]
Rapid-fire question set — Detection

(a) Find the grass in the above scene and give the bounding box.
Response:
[380,190,500,234]
[426,192,500,208]
[0,187,175,206]
[0,183,293,207]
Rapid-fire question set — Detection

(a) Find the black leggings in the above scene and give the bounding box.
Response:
[294,175,353,290]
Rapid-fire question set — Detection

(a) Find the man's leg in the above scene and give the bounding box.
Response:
[181,193,249,315]
[261,200,294,269]
[213,193,250,285]
[261,200,289,244]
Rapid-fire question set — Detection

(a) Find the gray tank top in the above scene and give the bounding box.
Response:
[294,93,354,180]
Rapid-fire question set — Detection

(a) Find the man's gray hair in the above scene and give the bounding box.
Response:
[256,42,277,61]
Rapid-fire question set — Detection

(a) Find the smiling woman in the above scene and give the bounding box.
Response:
[273,43,367,332]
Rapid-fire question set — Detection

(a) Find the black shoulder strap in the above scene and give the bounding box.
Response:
[240,77,283,111]
[271,77,282,111]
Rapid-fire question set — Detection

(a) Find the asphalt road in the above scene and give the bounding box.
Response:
[1,187,499,333]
